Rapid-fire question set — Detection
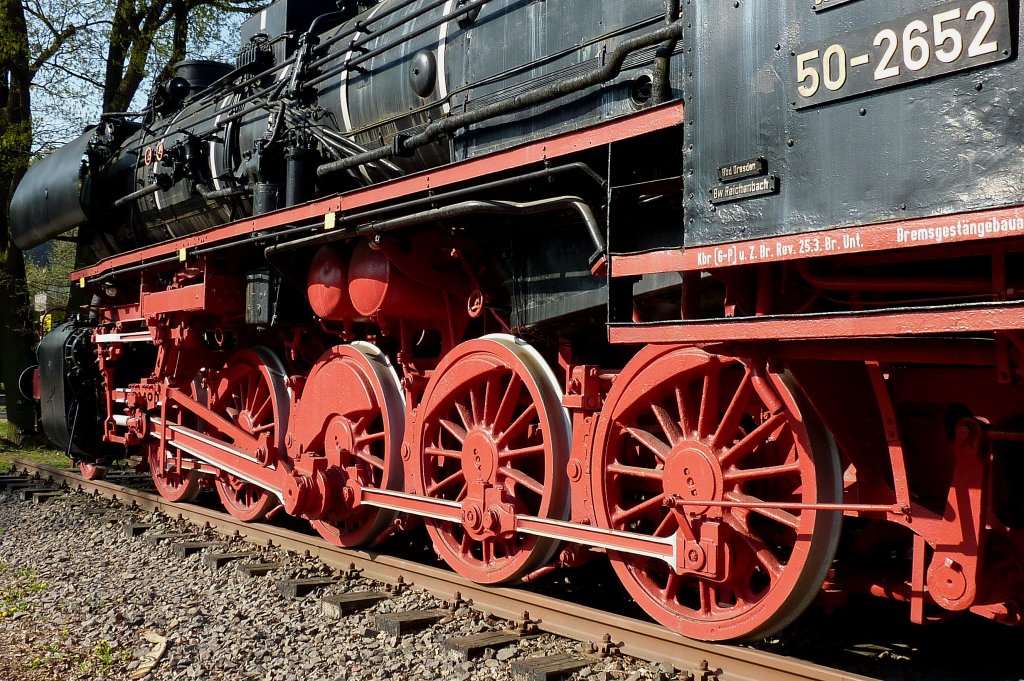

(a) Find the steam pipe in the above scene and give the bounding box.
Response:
[652,0,681,104]
[317,20,685,177]
[264,196,605,274]
[113,181,165,208]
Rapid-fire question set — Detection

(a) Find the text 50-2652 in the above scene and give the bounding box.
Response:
[794,0,1012,109]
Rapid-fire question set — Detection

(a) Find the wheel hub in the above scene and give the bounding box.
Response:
[663,441,723,516]
[462,429,500,484]
[325,416,356,458]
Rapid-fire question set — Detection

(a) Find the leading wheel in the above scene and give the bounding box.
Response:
[592,347,841,642]
[209,348,288,522]
[149,381,204,503]
[415,335,570,585]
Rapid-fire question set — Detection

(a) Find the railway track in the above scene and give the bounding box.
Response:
[8,458,877,681]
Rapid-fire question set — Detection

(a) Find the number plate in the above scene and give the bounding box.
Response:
[794,0,1013,109]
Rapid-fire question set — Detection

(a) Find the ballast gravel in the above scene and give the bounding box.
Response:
[0,485,673,681]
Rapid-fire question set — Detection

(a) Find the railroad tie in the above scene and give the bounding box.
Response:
[511,654,590,681]
[31,491,65,504]
[170,541,222,558]
[18,487,52,501]
[144,532,193,546]
[123,522,156,538]
[276,577,338,599]
[373,609,446,637]
[202,552,258,569]
[444,631,522,660]
[320,591,389,618]
[4,482,40,494]
[236,562,283,578]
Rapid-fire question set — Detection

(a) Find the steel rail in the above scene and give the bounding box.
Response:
[11,459,878,681]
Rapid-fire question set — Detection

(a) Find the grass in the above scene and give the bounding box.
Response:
[0,563,47,619]
[0,419,71,473]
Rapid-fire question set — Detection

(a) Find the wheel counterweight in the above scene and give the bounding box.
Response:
[592,347,842,641]
[414,335,571,585]
[306,343,405,547]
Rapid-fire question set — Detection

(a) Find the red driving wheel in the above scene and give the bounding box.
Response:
[592,347,841,641]
[415,335,570,585]
[309,343,405,548]
[209,348,288,522]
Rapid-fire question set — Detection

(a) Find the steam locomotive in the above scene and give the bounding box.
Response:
[13,0,1024,642]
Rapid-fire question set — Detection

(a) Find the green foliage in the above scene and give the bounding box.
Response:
[0,563,47,618]
[24,234,75,314]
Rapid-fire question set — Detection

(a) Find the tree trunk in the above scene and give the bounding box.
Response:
[0,0,40,437]
[0,245,36,435]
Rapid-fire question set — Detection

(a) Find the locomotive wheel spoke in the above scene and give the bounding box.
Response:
[697,365,720,439]
[440,418,468,444]
[607,462,665,483]
[456,402,474,431]
[653,511,679,538]
[427,470,465,497]
[424,446,463,460]
[417,336,569,585]
[612,494,666,526]
[718,412,787,470]
[499,465,544,496]
[493,375,523,432]
[355,449,387,472]
[498,403,538,448]
[356,430,386,446]
[725,490,801,530]
[594,347,841,642]
[623,426,670,461]
[712,372,753,449]
[676,386,694,436]
[741,532,785,580]
[723,461,803,485]
[651,404,683,446]
[499,443,547,461]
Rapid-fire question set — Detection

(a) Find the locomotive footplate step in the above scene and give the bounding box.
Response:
[123,522,156,538]
[203,552,258,569]
[31,491,64,504]
[170,541,222,558]
[144,532,193,546]
[237,562,283,578]
[373,609,446,637]
[277,577,338,599]
[321,591,389,618]
[511,654,590,681]
[444,631,522,660]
